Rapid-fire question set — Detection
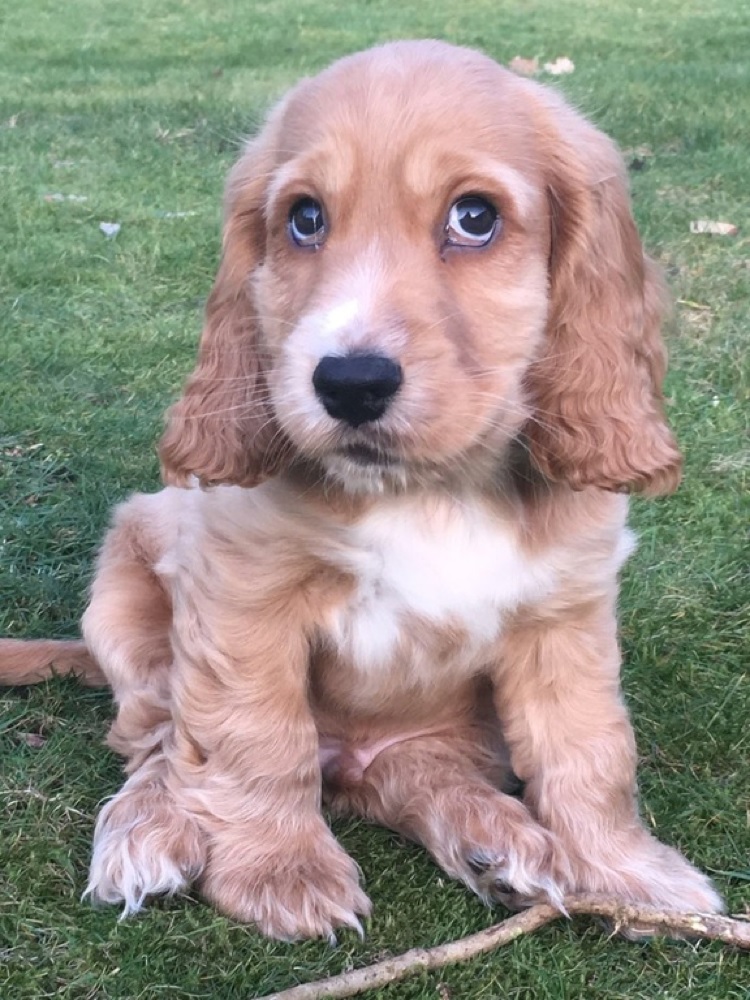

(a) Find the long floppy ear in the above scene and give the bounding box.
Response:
[524,86,682,496]
[159,109,289,488]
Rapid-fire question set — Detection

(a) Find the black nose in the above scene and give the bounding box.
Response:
[312,353,403,427]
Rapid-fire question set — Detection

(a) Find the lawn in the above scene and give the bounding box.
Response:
[1,0,748,997]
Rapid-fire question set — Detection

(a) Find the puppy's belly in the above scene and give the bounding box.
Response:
[312,630,492,723]
[318,726,449,785]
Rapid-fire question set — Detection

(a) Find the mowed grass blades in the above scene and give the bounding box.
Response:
[1,0,748,996]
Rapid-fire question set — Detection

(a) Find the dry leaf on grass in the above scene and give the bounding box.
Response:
[623,145,654,159]
[508,55,539,76]
[677,298,713,311]
[543,56,575,75]
[44,193,88,203]
[690,220,738,236]
[1,442,43,458]
[155,126,196,142]
[21,733,47,748]
[155,210,199,219]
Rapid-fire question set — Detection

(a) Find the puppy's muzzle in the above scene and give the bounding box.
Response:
[313,353,402,427]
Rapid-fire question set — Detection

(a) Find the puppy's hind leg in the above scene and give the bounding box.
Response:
[82,493,207,914]
[326,727,569,911]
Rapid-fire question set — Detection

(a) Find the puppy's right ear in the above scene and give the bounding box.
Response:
[159,110,288,488]
[522,84,681,496]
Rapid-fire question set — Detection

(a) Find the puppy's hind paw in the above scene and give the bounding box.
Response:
[457,805,572,913]
[465,838,567,913]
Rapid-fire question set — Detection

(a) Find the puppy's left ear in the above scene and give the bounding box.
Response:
[524,86,682,496]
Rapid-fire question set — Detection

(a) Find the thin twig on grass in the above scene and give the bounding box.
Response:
[259,894,750,1000]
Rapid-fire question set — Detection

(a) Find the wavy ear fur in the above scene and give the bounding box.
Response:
[159,109,289,488]
[525,86,682,496]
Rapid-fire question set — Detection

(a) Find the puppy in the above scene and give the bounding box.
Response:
[0,40,723,940]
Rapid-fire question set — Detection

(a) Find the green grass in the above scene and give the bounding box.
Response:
[1,0,748,996]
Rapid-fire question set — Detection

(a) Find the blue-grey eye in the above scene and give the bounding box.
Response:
[445,196,499,247]
[289,197,326,248]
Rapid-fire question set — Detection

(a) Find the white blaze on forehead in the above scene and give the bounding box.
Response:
[284,296,365,363]
[285,249,392,360]
[319,298,361,340]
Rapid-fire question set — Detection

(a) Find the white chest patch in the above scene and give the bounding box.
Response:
[326,496,557,673]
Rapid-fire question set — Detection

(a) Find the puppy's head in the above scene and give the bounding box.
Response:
[160,41,681,496]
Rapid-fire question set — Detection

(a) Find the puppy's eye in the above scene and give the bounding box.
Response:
[444,196,499,248]
[289,197,326,248]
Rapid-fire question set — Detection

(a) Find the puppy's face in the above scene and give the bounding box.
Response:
[160,42,680,497]
[251,49,550,491]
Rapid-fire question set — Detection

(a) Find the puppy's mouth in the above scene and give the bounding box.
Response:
[336,442,398,467]
[323,440,408,494]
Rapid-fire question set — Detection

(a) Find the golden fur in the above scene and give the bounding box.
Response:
[0,41,722,939]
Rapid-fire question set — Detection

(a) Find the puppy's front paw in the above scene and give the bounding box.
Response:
[202,821,371,940]
[568,830,724,927]
[641,844,724,915]
[87,780,206,914]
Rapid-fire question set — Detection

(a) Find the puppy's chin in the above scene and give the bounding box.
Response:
[315,421,523,496]
[322,451,409,495]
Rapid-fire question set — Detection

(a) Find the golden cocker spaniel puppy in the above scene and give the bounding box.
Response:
[0,40,723,939]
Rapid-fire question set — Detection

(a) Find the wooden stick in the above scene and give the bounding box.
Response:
[258,895,750,1000]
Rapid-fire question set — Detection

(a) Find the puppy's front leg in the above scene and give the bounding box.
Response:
[495,601,723,913]
[168,564,369,940]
